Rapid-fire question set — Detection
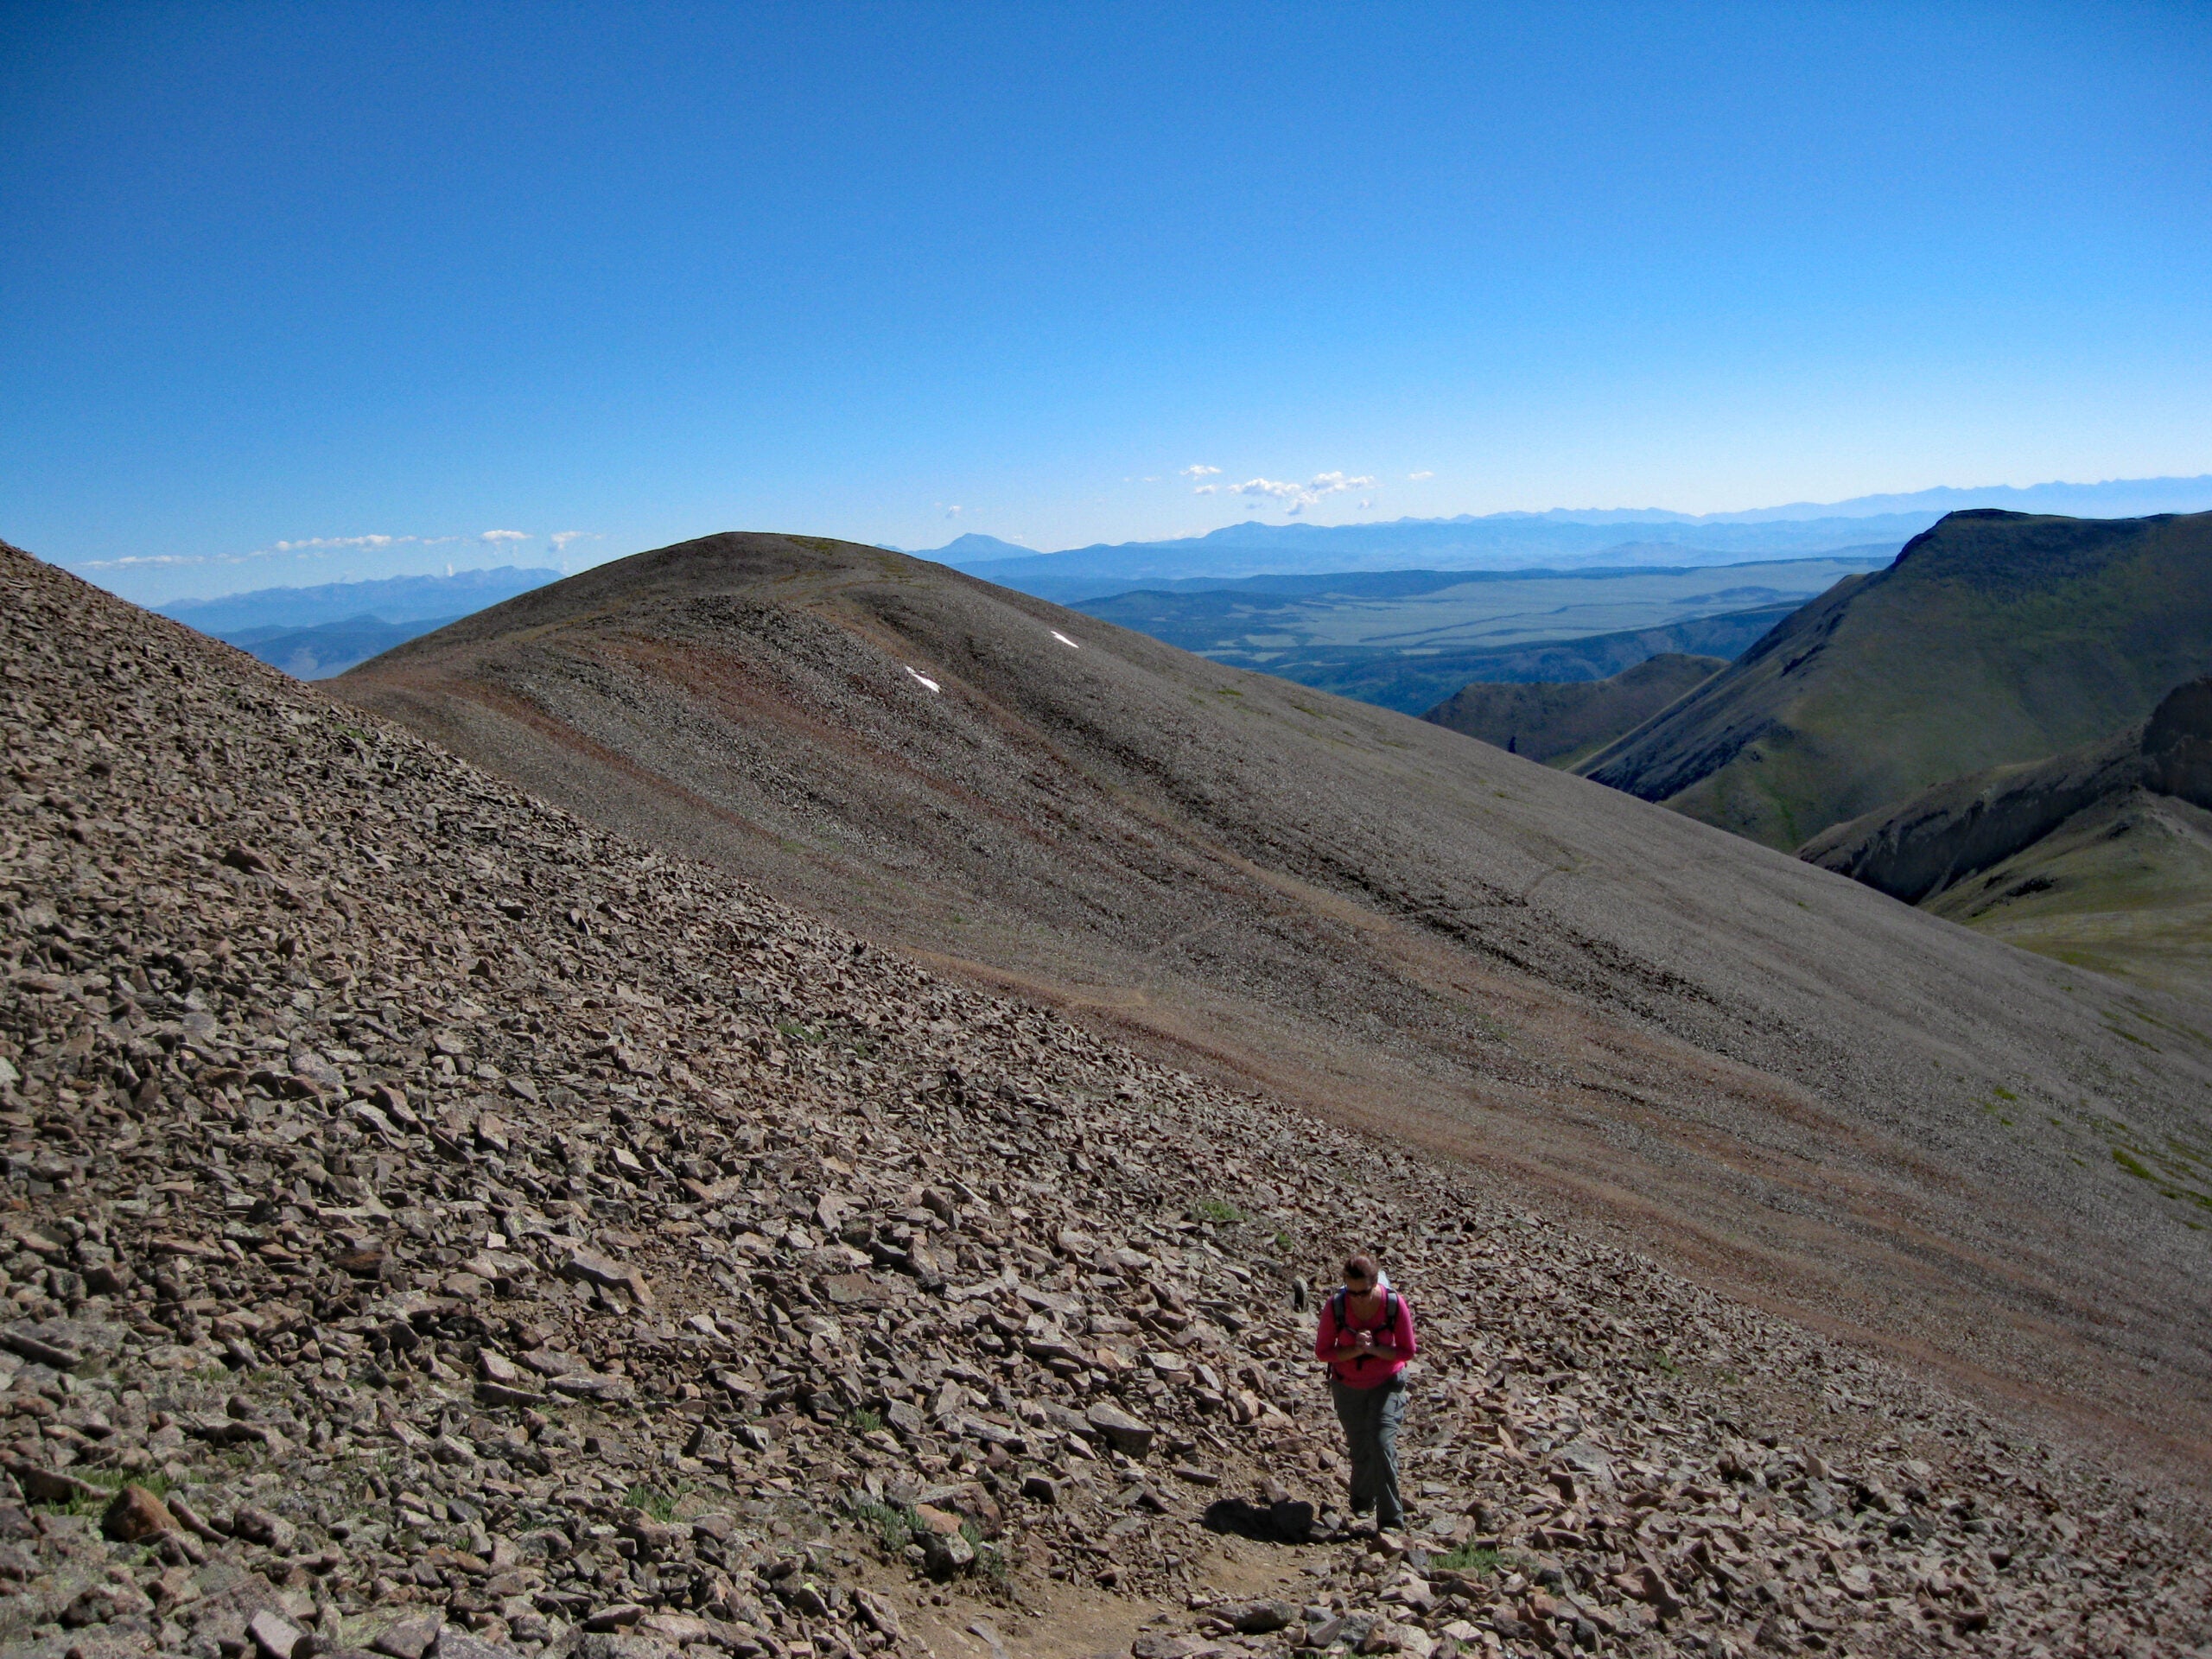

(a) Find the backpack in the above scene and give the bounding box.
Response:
[1330,1287,1401,1362]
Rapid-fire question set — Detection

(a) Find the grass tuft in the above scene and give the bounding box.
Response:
[851,1497,925,1554]
[622,1479,694,1522]
[1435,1542,1505,1575]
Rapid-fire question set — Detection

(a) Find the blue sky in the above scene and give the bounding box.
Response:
[3,2,2209,603]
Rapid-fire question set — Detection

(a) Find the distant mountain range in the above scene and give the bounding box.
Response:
[157,565,558,633]
[913,474,2212,600]
[156,566,560,678]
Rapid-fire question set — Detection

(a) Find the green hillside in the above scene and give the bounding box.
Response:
[1421,652,1724,767]
[1802,674,2212,1003]
[1579,510,2212,849]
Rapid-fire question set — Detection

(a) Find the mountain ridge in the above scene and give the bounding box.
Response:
[340,531,2212,1463]
[1578,509,2212,851]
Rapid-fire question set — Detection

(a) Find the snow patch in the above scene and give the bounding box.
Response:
[1050,630,1081,650]
[904,665,941,694]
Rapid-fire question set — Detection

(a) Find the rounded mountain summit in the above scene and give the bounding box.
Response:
[341,529,2212,1457]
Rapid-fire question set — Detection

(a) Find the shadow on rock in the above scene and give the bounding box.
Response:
[1200,1497,1317,1544]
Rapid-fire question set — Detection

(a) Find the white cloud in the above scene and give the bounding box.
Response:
[480,529,531,543]
[549,531,599,552]
[1225,471,1376,509]
[1193,484,1220,495]
[1408,470,1434,480]
[1179,464,1222,480]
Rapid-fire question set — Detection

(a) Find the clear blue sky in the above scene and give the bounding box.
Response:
[3,3,2209,603]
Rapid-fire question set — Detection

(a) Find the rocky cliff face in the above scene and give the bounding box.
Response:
[0,541,2208,1659]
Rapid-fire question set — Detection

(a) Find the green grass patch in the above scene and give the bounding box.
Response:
[36,1467,172,1517]
[1434,1542,1505,1575]
[853,1408,884,1435]
[973,1538,1010,1586]
[622,1480,695,1522]
[1191,1198,1244,1224]
[774,1017,877,1058]
[851,1497,925,1554]
[2113,1147,2157,1181]
[1643,1350,1681,1376]
[1992,1086,2018,1102]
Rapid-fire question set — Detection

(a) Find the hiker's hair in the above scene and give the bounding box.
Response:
[1344,1254,1380,1281]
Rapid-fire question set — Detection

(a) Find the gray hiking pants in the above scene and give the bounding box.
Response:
[1330,1375,1406,1529]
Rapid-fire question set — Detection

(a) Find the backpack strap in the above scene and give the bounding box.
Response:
[1332,1287,1397,1334]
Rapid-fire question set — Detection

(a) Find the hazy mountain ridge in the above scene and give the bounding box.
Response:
[934,524,1918,601]
[157,565,559,634]
[919,474,2212,600]
[221,613,465,680]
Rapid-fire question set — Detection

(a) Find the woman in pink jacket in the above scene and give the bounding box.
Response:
[1313,1253,1417,1534]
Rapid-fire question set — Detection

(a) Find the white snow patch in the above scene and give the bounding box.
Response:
[904,665,941,694]
[1050,630,1081,650]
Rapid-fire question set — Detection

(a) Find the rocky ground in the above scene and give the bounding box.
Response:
[0,538,2207,1659]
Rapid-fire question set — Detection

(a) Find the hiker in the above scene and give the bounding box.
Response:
[1314,1252,1417,1535]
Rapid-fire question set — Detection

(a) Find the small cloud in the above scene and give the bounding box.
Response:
[936,503,963,518]
[480,529,531,543]
[274,534,398,552]
[1193,484,1220,495]
[1179,464,1223,480]
[1226,472,1376,508]
[72,554,206,570]
[1357,498,1375,510]
[1408,470,1434,480]
[549,531,600,553]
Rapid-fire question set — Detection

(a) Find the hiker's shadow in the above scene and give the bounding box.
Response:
[1199,1497,1319,1545]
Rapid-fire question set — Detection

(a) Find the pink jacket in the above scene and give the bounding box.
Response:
[1314,1287,1417,1387]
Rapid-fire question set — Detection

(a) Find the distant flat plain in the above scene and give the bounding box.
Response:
[1074,554,1887,661]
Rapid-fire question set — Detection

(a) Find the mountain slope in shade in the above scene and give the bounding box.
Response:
[339,531,2212,1455]
[1578,510,2212,850]
[1803,676,2212,1002]
[1421,652,1726,767]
